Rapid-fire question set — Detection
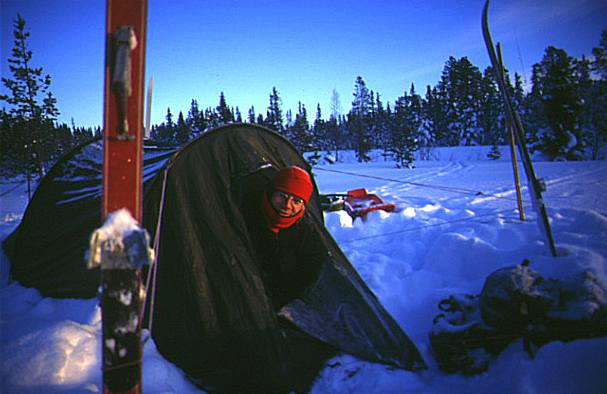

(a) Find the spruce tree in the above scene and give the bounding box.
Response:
[376,93,391,159]
[592,29,607,79]
[174,111,190,145]
[324,117,341,162]
[587,30,607,159]
[290,102,311,153]
[392,94,409,166]
[391,84,421,168]
[216,92,233,125]
[478,67,503,154]
[284,109,293,131]
[369,90,377,119]
[407,84,423,162]
[422,85,449,147]
[529,46,584,160]
[187,99,206,135]
[437,56,483,146]
[313,103,325,151]
[205,106,220,128]
[248,106,256,124]
[155,107,175,145]
[350,76,373,162]
[1,14,60,178]
[266,87,284,133]
[0,109,18,175]
[351,76,372,115]
[512,73,526,114]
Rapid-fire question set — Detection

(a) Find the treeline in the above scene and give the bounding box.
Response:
[2,14,606,180]
[151,30,607,166]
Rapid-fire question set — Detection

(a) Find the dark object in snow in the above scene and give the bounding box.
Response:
[429,294,515,375]
[430,260,607,375]
[3,123,426,390]
[480,261,607,349]
[319,193,350,212]
[479,261,556,334]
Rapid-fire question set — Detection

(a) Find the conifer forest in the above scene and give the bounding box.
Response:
[2,14,606,179]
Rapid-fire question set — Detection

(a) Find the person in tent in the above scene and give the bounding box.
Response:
[240,165,337,390]
[242,165,326,308]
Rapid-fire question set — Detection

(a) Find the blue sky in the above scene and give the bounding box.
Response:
[1,0,606,128]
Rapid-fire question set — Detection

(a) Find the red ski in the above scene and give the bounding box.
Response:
[97,1,148,393]
[103,0,147,220]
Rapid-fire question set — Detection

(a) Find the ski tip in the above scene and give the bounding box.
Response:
[482,0,490,24]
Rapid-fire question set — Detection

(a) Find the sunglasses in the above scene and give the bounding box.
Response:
[275,191,305,206]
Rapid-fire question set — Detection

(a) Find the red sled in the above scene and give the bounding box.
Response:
[344,188,396,219]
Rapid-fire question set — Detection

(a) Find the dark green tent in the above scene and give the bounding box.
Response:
[4,123,425,390]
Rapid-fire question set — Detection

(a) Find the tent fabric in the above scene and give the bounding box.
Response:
[3,123,425,389]
[2,139,174,297]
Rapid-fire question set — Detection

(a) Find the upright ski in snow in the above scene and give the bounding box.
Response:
[482,0,557,257]
[103,1,147,219]
[95,1,149,393]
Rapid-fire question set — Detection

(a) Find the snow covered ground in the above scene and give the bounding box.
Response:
[1,146,606,393]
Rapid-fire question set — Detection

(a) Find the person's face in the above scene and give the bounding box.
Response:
[270,190,305,217]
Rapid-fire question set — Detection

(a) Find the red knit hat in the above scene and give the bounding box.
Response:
[271,166,313,203]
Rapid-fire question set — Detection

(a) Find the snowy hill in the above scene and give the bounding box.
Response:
[1,146,606,393]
